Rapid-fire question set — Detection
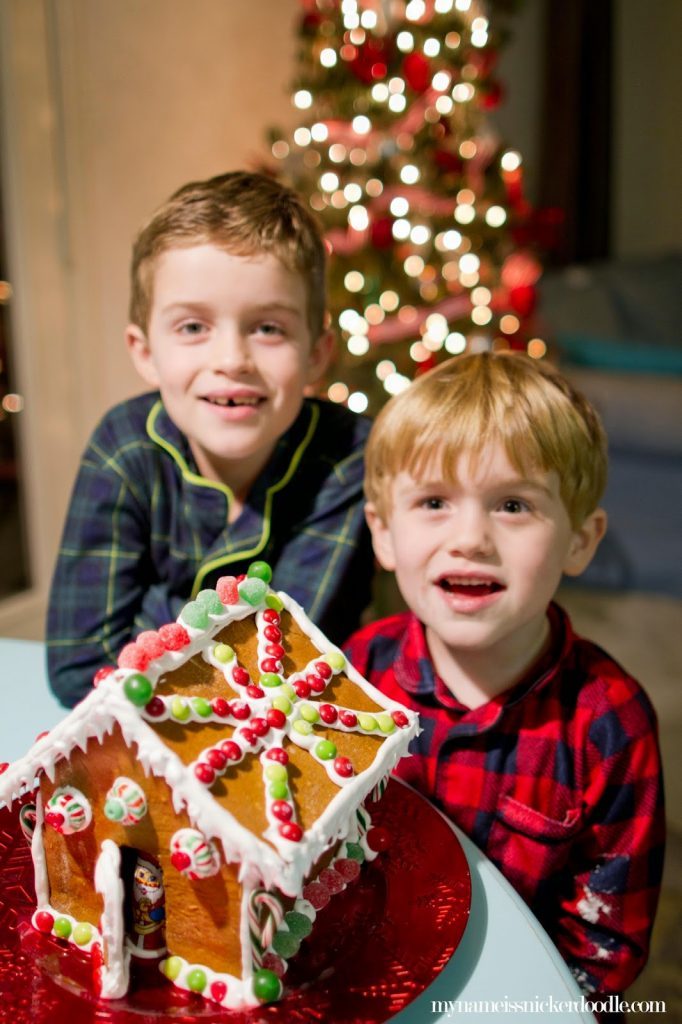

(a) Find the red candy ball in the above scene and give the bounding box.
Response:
[145,696,165,718]
[171,851,191,872]
[231,701,250,720]
[319,703,338,724]
[319,867,345,894]
[250,717,270,737]
[232,666,250,687]
[266,747,289,765]
[271,800,293,822]
[93,665,115,688]
[314,661,333,680]
[206,748,228,770]
[220,740,242,762]
[246,685,265,699]
[339,710,357,728]
[335,858,361,882]
[265,643,285,659]
[334,756,354,778]
[158,623,190,651]
[34,910,54,933]
[264,625,282,643]
[262,608,280,625]
[306,673,326,694]
[210,980,228,1004]
[266,709,287,730]
[260,657,280,674]
[239,728,258,746]
[194,763,216,785]
[293,680,311,699]
[367,826,391,852]
[391,710,409,729]
[211,697,231,718]
[302,881,330,910]
[279,821,303,843]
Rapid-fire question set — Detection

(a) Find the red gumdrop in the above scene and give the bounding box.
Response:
[279,821,303,843]
[232,666,250,687]
[307,673,326,694]
[266,746,289,764]
[314,661,333,680]
[211,697,231,718]
[263,608,281,625]
[302,881,330,910]
[145,696,165,718]
[293,680,311,699]
[158,623,191,650]
[210,980,228,1004]
[334,756,354,778]
[260,657,281,674]
[231,701,250,720]
[93,665,115,688]
[319,868,345,894]
[216,576,239,605]
[250,717,270,737]
[319,703,338,724]
[391,710,409,729]
[34,910,54,933]
[266,709,287,730]
[220,740,242,762]
[171,851,191,872]
[136,631,166,659]
[334,858,361,882]
[262,952,287,978]
[206,748,228,770]
[339,710,357,728]
[264,625,282,643]
[265,643,285,659]
[194,763,216,785]
[118,643,150,671]
[367,826,391,852]
[271,800,293,822]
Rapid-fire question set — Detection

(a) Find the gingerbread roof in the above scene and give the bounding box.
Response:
[0,572,418,894]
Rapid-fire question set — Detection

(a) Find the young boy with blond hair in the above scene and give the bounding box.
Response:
[48,171,373,706]
[344,352,664,1000]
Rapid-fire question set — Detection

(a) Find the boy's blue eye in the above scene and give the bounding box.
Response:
[421,497,445,511]
[255,322,285,338]
[179,321,205,335]
[500,498,529,514]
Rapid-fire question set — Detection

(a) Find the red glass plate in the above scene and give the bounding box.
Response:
[0,779,470,1023]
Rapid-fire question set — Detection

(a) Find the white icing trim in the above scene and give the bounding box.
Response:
[31,792,49,905]
[94,840,129,998]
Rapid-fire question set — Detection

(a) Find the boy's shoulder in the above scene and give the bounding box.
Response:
[344,611,413,673]
[88,390,162,453]
[306,397,371,459]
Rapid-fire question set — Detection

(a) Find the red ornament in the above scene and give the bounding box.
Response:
[434,148,463,174]
[171,851,191,872]
[402,51,431,92]
[367,826,391,852]
[480,80,504,110]
[509,284,537,318]
[350,38,392,84]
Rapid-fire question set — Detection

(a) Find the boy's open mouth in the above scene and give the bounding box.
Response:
[437,576,504,597]
[203,395,265,408]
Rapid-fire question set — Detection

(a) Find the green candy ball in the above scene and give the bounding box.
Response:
[187,967,207,992]
[271,695,292,715]
[358,713,377,732]
[104,799,124,822]
[239,577,268,606]
[196,589,224,614]
[300,703,319,724]
[293,719,313,736]
[253,967,282,1003]
[123,673,153,707]
[315,739,337,761]
[265,593,284,612]
[265,763,288,783]
[181,601,210,629]
[260,672,282,688]
[53,917,72,939]
[325,650,346,671]
[73,922,93,946]
[377,713,396,734]
[284,910,313,939]
[214,643,234,664]
[163,956,183,980]
[247,560,273,584]
[192,697,212,718]
[170,696,191,722]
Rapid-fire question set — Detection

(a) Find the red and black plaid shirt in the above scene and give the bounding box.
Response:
[344,603,664,997]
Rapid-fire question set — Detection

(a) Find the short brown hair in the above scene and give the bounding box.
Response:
[365,352,608,527]
[129,171,327,337]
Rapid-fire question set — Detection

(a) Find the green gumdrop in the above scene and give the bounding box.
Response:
[247,560,273,584]
[346,842,365,863]
[192,697,212,718]
[358,713,378,732]
[181,601,210,629]
[253,967,282,1003]
[54,917,72,939]
[196,589,224,614]
[239,577,268,606]
[269,781,289,800]
[315,739,337,761]
[300,703,319,724]
[187,967,207,992]
[171,696,191,722]
[265,763,288,783]
[260,672,282,688]
[265,593,284,612]
[272,929,300,959]
[284,911,313,939]
[163,956,183,981]
[376,713,396,734]
[123,673,153,707]
[104,798,124,822]
[73,922,93,946]
[325,650,346,671]
[271,695,292,715]
[293,719,313,736]
[214,643,234,664]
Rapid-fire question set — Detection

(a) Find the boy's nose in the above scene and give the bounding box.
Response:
[210,331,254,375]
[447,508,494,559]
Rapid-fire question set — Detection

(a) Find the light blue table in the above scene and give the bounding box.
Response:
[0,638,596,1023]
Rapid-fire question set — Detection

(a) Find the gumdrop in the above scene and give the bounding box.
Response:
[301,881,330,911]
[216,576,239,604]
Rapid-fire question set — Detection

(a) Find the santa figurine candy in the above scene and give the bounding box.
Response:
[128,854,166,958]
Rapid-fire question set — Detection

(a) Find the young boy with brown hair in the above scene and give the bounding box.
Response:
[47,171,373,706]
[344,351,664,1001]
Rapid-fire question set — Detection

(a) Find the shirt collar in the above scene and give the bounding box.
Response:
[394,604,573,732]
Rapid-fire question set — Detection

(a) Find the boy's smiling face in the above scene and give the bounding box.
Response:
[126,244,331,498]
[367,442,605,680]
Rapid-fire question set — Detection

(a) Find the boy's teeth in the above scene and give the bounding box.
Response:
[209,396,260,407]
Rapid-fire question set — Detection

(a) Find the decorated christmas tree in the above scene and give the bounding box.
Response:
[268,0,544,414]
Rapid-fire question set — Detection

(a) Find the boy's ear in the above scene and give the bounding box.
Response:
[126,324,160,387]
[305,329,335,388]
[365,502,397,572]
[563,507,608,577]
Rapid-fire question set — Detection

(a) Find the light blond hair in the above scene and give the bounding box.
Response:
[365,352,607,527]
[129,171,327,337]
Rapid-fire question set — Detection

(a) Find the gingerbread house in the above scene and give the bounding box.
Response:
[0,563,418,1009]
